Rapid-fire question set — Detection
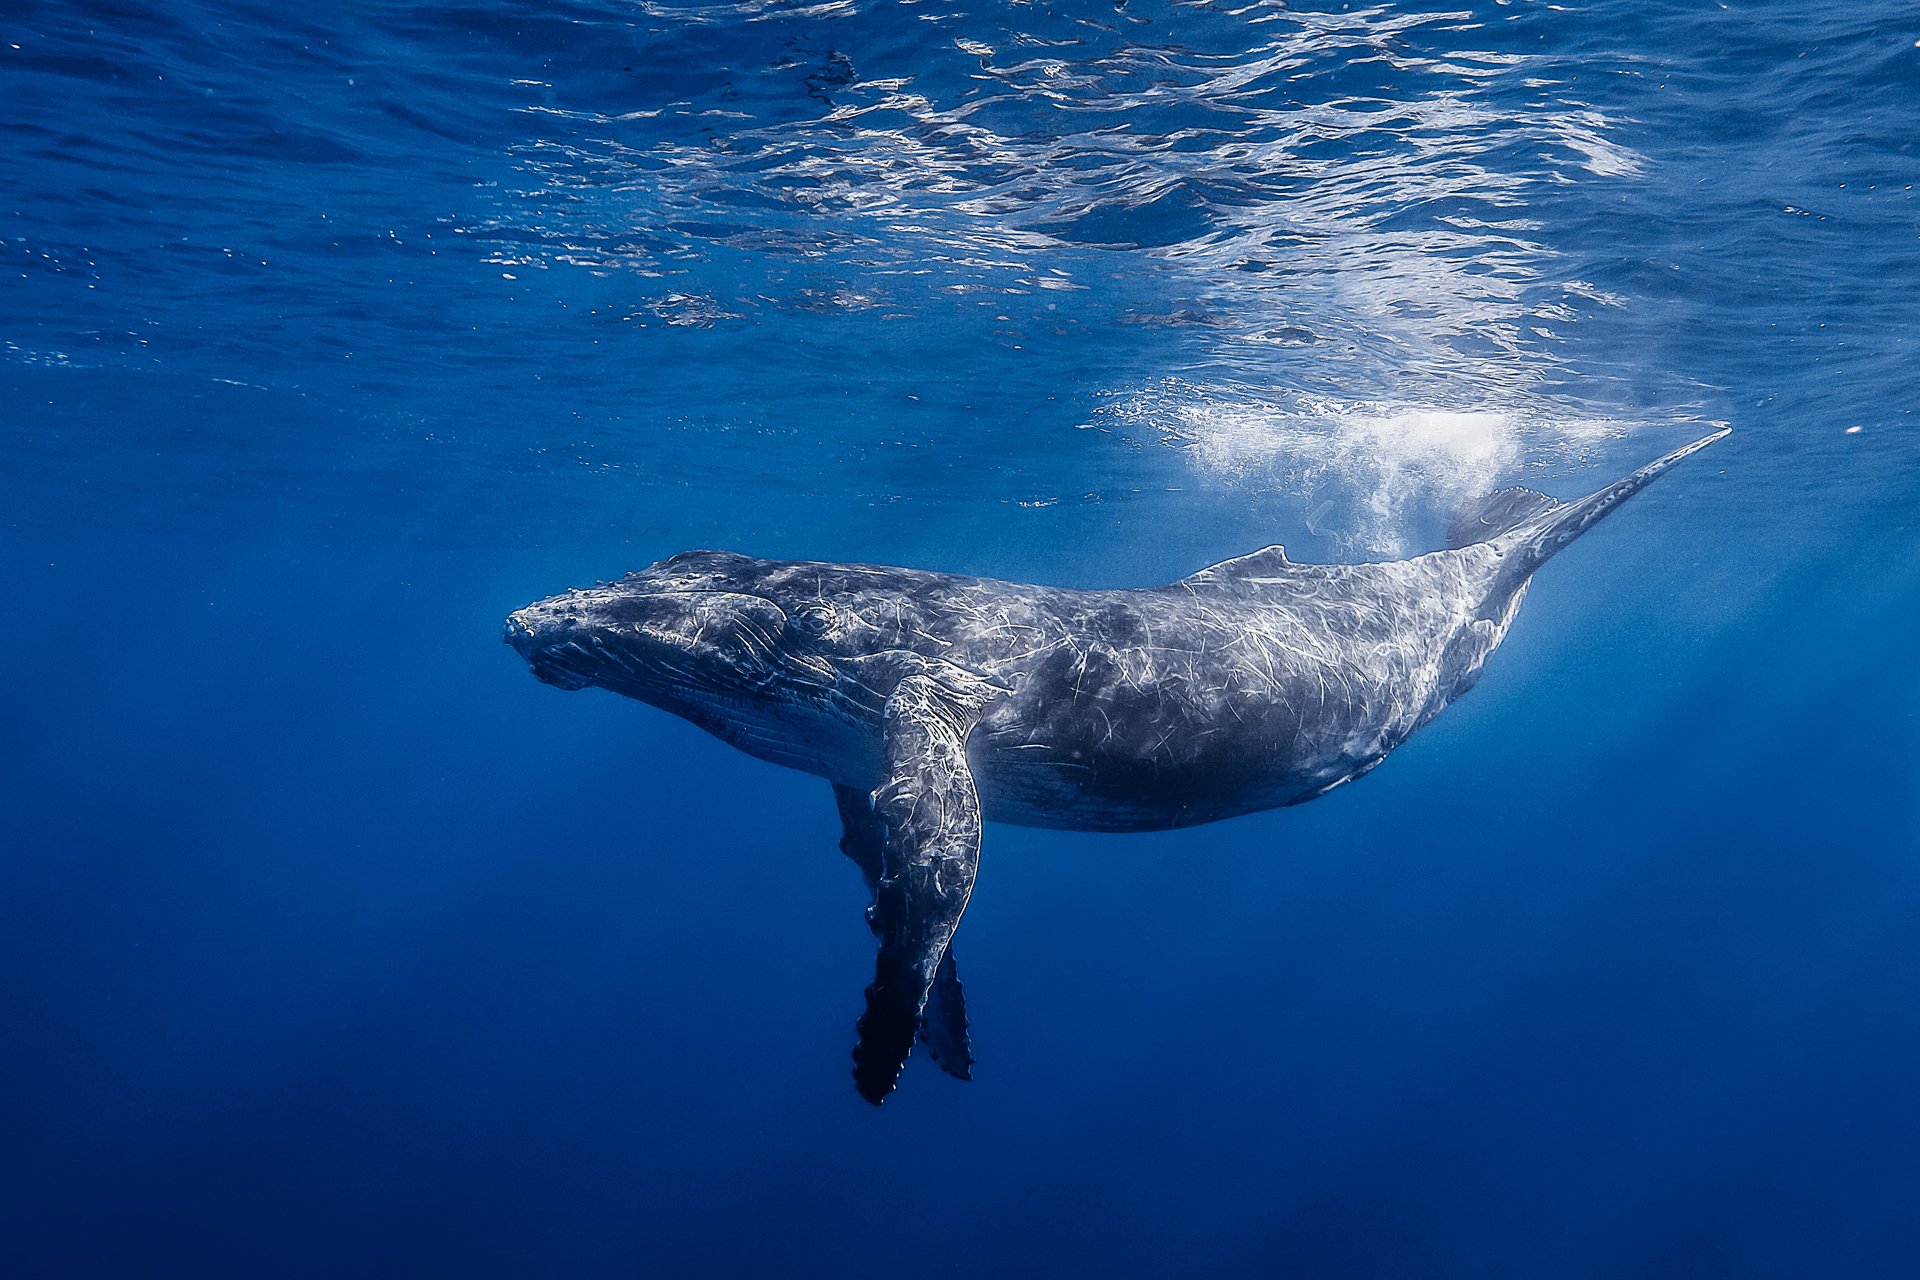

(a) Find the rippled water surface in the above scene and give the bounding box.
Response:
[5,1,1918,1274]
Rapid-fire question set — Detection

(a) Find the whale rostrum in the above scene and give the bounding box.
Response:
[506,427,1728,1103]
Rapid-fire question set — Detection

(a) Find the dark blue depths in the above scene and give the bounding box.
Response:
[3,0,1918,1274]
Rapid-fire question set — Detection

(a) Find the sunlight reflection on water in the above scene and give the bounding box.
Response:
[472,0,1699,545]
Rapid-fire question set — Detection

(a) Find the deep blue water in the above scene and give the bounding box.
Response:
[4,0,1919,1274]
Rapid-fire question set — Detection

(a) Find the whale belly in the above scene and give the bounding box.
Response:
[967,697,1378,833]
[964,642,1444,832]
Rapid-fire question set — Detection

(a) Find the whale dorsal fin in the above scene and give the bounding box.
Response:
[1446,487,1562,549]
[1181,544,1292,586]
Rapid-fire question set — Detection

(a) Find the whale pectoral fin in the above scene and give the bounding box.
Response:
[851,671,991,1105]
[836,782,975,1082]
[833,782,884,894]
[920,950,974,1081]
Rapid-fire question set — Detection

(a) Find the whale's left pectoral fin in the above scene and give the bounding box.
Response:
[834,783,974,1082]
[851,669,993,1105]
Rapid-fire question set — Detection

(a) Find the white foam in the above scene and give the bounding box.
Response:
[1111,382,1634,555]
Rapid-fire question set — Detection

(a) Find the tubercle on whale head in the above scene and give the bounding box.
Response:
[504,592,601,690]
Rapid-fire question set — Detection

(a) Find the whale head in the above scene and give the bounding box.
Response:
[505,550,875,773]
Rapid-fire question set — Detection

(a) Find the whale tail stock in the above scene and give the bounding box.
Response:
[1450,427,1730,593]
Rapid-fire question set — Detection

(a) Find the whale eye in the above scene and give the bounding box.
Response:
[790,604,836,638]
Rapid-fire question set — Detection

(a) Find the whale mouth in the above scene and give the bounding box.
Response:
[504,612,595,691]
[505,584,798,709]
[524,647,595,691]
[505,605,711,698]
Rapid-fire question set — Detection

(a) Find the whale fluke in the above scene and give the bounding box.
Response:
[1492,427,1730,593]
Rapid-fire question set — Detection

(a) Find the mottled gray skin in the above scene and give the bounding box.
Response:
[519,548,1506,824]
[506,429,1725,1102]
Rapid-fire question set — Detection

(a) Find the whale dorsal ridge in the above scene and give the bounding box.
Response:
[1181,544,1292,586]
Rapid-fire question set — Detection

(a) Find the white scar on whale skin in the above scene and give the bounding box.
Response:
[506,428,1728,1104]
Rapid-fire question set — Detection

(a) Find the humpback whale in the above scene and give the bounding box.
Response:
[506,428,1727,1103]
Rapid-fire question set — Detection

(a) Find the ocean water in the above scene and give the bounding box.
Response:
[4,0,1918,1273]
